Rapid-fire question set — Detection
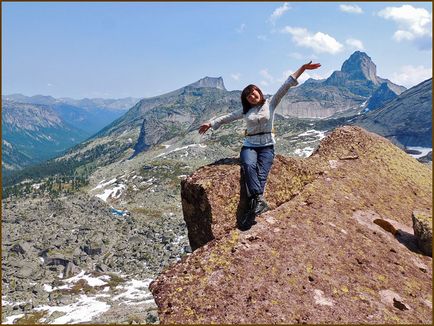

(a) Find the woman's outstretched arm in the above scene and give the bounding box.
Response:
[269,61,321,110]
[199,108,243,134]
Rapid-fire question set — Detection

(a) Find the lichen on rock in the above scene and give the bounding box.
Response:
[412,210,432,256]
[150,126,432,324]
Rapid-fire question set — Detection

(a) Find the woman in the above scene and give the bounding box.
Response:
[199,61,321,230]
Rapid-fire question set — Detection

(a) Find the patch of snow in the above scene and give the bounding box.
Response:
[407,146,432,159]
[112,279,154,303]
[43,284,54,292]
[91,178,117,191]
[95,184,126,202]
[4,314,25,324]
[298,129,327,140]
[294,147,315,158]
[64,270,109,287]
[154,143,207,159]
[32,183,43,190]
[34,294,110,324]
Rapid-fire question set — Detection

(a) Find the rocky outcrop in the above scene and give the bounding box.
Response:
[412,210,432,256]
[180,156,320,250]
[188,77,226,91]
[1,193,189,321]
[150,126,432,324]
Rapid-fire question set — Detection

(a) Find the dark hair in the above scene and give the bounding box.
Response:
[241,84,265,114]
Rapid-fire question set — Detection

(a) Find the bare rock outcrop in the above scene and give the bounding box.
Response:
[150,126,432,324]
[412,210,432,256]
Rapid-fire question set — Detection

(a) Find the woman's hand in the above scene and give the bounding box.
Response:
[199,123,211,135]
[302,60,321,70]
[292,61,321,79]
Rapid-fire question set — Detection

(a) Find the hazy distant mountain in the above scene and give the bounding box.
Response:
[2,94,140,134]
[2,100,90,173]
[91,76,237,151]
[354,78,432,147]
[2,77,240,185]
[277,51,406,118]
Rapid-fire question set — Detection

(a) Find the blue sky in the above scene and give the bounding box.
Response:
[2,2,432,99]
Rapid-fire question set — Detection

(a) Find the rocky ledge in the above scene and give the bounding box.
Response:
[150,126,432,324]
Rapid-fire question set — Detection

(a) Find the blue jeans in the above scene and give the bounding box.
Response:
[240,145,275,197]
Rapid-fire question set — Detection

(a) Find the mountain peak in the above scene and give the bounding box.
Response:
[188,77,226,91]
[341,51,378,83]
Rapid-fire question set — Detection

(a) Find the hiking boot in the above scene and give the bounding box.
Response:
[238,197,257,231]
[254,194,270,216]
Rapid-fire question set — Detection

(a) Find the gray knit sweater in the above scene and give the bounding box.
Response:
[209,75,298,147]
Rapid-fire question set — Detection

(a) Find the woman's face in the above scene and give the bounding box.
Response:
[246,89,262,106]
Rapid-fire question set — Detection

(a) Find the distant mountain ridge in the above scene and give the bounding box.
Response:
[3,94,140,112]
[2,100,90,172]
[354,78,432,147]
[5,52,429,188]
[2,94,140,134]
[2,94,140,174]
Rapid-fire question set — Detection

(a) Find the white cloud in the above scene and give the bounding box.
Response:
[377,5,432,49]
[257,35,268,41]
[231,73,241,81]
[339,4,363,14]
[270,3,291,24]
[281,26,344,54]
[236,23,246,33]
[47,83,53,87]
[346,38,365,50]
[391,65,432,88]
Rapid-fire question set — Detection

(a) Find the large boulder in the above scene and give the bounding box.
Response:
[412,210,432,256]
[150,126,432,324]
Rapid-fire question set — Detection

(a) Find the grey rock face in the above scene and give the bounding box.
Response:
[340,51,379,83]
[412,210,432,256]
[188,76,226,91]
[365,83,398,112]
[355,78,432,147]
